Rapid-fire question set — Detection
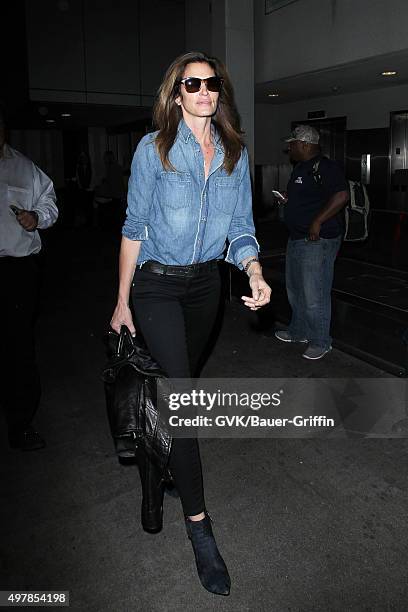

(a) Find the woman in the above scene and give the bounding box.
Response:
[111,51,271,596]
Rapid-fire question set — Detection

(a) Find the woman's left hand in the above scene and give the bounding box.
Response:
[241,273,272,311]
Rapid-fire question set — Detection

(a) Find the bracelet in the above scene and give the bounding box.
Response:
[243,257,259,274]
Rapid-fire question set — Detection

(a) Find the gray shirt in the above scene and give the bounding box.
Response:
[0,144,58,257]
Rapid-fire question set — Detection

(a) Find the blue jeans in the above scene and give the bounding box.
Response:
[285,236,341,349]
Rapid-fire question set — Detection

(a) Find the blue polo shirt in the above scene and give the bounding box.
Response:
[284,155,348,239]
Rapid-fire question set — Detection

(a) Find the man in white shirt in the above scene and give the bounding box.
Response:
[0,107,58,450]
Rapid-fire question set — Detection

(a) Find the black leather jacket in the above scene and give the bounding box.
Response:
[102,327,172,475]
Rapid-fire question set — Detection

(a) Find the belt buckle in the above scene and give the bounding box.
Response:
[151,260,165,275]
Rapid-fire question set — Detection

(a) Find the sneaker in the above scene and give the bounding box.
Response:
[302,345,332,360]
[9,427,46,451]
[275,330,308,343]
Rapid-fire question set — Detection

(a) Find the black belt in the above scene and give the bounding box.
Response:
[138,259,219,277]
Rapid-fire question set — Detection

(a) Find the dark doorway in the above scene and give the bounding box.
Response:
[62,129,89,181]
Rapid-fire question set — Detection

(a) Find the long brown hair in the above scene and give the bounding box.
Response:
[152,51,244,175]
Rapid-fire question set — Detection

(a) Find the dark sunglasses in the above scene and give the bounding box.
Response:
[179,76,223,93]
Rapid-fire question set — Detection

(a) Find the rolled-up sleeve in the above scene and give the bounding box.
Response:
[225,148,259,269]
[122,135,157,241]
[33,165,58,229]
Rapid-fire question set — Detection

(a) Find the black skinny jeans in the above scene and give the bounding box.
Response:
[131,265,221,516]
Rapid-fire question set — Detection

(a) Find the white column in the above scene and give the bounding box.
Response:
[185,0,254,167]
[211,0,254,168]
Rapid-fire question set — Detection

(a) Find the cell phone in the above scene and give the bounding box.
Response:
[10,204,23,215]
[272,190,286,201]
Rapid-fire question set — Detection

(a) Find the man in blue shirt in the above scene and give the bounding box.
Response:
[275,125,349,359]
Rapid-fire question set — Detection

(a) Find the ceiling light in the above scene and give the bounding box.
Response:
[381,71,397,76]
[46,119,55,123]
[61,113,71,117]
[268,93,279,97]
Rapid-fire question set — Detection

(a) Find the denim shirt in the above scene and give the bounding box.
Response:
[122,119,259,269]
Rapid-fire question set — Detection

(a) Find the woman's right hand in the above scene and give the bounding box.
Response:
[110,301,136,335]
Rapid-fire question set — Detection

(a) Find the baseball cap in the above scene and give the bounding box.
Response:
[285,125,320,144]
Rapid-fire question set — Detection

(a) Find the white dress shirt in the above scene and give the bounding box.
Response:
[0,144,58,257]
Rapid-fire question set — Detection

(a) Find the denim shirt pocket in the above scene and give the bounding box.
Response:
[214,176,239,213]
[158,171,192,209]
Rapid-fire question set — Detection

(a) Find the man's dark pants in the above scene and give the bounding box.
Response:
[0,255,41,440]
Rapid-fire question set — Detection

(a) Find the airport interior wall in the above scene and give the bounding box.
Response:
[25,0,186,106]
[255,0,408,82]
[255,82,408,166]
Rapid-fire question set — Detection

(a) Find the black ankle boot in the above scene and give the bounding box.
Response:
[185,512,231,596]
[137,449,165,533]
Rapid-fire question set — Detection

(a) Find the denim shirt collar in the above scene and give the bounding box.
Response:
[176,118,223,152]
